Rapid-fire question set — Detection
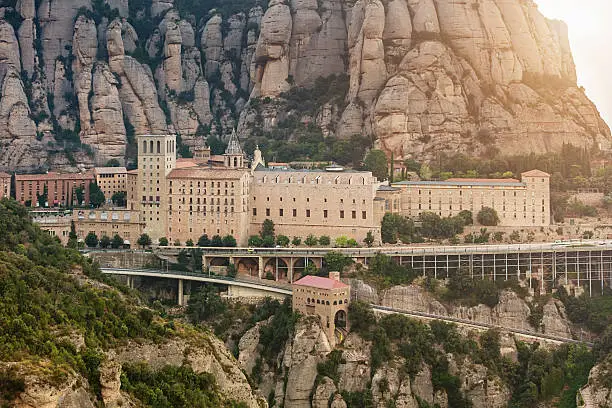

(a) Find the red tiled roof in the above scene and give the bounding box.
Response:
[168,167,248,179]
[446,178,520,183]
[293,275,348,290]
[15,172,94,181]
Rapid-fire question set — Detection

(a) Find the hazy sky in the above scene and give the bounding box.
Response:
[536,0,611,126]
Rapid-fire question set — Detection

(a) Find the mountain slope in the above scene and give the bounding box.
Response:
[0,0,609,170]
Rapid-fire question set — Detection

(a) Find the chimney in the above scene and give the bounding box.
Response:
[328,271,340,281]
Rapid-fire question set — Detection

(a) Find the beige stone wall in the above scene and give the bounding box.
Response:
[167,172,251,245]
[391,173,550,227]
[292,285,350,341]
[127,172,137,211]
[250,170,381,242]
[95,169,127,202]
[74,208,144,244]
[33,215,72,244]
[137,135,176,241]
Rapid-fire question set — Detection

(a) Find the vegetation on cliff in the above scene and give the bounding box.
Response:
[0,198,250,407]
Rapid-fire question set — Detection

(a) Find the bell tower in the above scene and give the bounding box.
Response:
[224,129,245,168]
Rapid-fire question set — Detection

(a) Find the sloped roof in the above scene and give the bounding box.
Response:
[293,275,348,290]
[521,169,550,178]
[94,167,127,174]
[224,129,243,155]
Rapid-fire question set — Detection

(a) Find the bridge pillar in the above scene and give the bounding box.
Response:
[258,256,264,278]
[178,279,184,306]
[202,255,209,272]
[288,258,294,283]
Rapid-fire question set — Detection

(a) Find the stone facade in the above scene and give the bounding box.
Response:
[15,172,94,207]
[93,167,128,203]
[132,133,383,245]
[387,170,551,226]
[292,272,350,345]
[30,210,73,244]
[0,172,10,199]
[74,208,144,245]
[250,168,382,242]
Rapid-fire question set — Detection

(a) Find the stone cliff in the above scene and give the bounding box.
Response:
[0,0,609,170]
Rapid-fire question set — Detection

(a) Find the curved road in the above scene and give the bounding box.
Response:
[101,267,592,347]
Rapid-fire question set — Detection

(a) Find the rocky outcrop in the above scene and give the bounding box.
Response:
[1,0,609,169]
[1,361,95,408]
[579,354,612,408]
[108,336,265,408]
[349,279,575,339]
[252,0,292,97]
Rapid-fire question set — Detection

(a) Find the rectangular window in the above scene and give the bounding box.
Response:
[266,208,270,216]
[340,210,344,219]
[293,209,297,217]
[306,209,311,217]
[362,211,367,219]
[352,210,356,219]
[279,209,284,216]
[323,210,328,218]
[252,208,257,216]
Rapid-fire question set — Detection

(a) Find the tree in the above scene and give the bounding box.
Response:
[261,219,275,240]
[111,233,123,249]
[74,186,85,206]
[276,235,290,247]
[158,237,169,246]
[100,235,111,248]
[185,239,194,247]
[89,182,105,208]
[37,185,48,208]
[335,236,348,248]
[111,191,127,207]
[85,232,98,248]
[210,235,223,247]
[262,235,275,248]
[477,207,500,226]
[222,235,237,247]
[248,235,263,247]
[324,251,353,273]
[197,234,210,247]
[67,220,78,248]
[137,233,152,248]
[173,240,181,246]
[305,235,318,246]
[364,231,375,247]
[419,163,433,180]
[105,159,121,167]
[186,286,227,323]
[318,235,331,246]
[457,210,473,226]
[364,149,388,180]
[227,264,238,278]
[291,237,302,246]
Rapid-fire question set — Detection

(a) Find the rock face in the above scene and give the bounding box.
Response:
[579,354,612,408]
[350,279,575,339]
[0,0,609,170]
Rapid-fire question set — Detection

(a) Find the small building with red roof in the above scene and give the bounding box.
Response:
[292,272,350,344]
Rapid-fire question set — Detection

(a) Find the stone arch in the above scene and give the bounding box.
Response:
[264,257,288,281]
[208,257,229,266]
[334,309,347,329]
[236,258,258,278]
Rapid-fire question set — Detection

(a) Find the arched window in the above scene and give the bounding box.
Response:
[316,299,320,304]
[234,157,238,167]
[157,140,161,153]
[333,301,337,305]
[338,299,342,304]
[326,301,330,305]
[149,140,153,153]
[143,141,147,153]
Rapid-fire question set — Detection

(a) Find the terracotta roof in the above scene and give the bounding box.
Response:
[168,167,249,179]
[293,275,348,290]
[127,169,139,175]
[176,158,199,169]
[94,167,127,174]
[446,178,520,183]
[0,172,10,178]
[521,169,550,178]
[15,172,94,181]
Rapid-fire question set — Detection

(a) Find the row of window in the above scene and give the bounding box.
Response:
[306,298,348,306]
[253,208,368,219]
[142,139,175,154]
